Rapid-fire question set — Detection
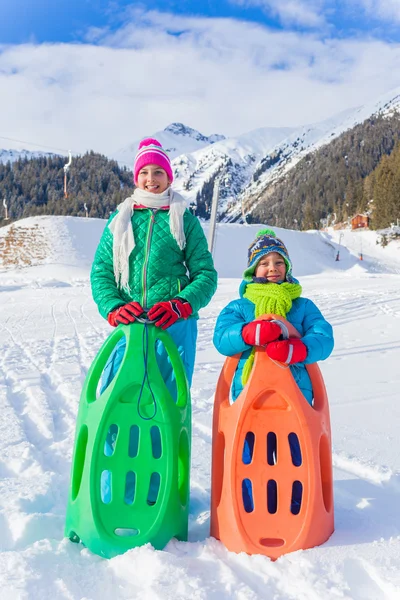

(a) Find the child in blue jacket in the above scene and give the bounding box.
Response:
[213,228,334,512]
[213,228,334,404]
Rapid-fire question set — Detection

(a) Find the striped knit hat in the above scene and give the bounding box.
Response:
[133,138,174,184]
[243,228,297,283]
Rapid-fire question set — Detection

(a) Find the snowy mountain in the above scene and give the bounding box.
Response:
[172,125,297,216]
[111,122,226,167]
[0,147,57,164]
[168,86,400,221]
[1,215,400,597]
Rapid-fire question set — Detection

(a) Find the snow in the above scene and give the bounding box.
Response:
[1,216,400,599]
[0,148,57,165]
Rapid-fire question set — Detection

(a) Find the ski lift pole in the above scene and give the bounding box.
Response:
[208,178,220,256]
[336,232,344,261]
[3,198,9,221]
[64,151,72,198]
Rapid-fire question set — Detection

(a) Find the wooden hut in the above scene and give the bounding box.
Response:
[351,214,369,230]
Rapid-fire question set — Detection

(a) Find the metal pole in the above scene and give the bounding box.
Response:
[63,150,72,198]
[3,198,9,220]
[208,178,220,255]
[336,232,343,261]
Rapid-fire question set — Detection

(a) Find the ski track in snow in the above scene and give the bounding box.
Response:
[1,222,400,598]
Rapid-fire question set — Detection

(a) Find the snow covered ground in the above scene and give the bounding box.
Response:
[0,217,400,599]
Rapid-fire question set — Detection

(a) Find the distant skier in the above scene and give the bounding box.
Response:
[91,137,217,392]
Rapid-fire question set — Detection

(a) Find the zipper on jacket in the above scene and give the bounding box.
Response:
[142,209,157,310]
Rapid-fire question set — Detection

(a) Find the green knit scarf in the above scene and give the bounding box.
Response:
[241,281,302,385]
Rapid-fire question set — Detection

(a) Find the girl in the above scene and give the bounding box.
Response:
[91,137,217,392]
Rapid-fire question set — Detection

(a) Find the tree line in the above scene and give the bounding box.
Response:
[0,152,134,225]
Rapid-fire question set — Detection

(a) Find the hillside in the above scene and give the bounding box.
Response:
[1,216,400,280]
[250,113,400,229]
[169,86,400,224]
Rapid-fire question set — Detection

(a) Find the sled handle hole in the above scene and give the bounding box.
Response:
[71,425,88,501]
[290,480,303,515]
[128,425,139,458]
[242,431,255,465]
[114,528,139,537]
[124,471,136,505]
[242,478,254,513]
[288,432,302,467]
[267,479,277,514]
[104,424,118,457]
[150,426,162,459]
[147,472,161,506]
[100,470,112,504]
[267,432,277,466]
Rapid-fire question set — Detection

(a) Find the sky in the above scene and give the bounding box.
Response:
[1,0,400,156]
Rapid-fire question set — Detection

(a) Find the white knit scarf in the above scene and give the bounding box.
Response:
[109,187,187,292]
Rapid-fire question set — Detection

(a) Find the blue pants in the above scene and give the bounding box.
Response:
[100,318,198,395]
[100,319,198,504]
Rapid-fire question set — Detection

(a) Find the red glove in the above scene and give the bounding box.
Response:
[266,339,307,364]
[147,298,192,330]
[107,301,144,327]
[242,320,282,346]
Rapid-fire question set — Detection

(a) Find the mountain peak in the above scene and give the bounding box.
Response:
[164,122,196,136]
[164,122,225,144]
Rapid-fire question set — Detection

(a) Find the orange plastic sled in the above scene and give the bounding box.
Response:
[210,314,334,560]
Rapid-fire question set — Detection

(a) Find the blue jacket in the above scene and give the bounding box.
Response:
[213,281,334,403]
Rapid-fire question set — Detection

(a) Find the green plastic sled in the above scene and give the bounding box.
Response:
[64,321,191,558]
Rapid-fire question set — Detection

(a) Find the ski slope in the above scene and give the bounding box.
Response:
[0,217,400,599]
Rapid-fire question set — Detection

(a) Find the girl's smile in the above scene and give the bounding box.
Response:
[137,164,171,194]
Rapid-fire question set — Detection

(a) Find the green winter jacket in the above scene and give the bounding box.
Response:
[91,207,218,320]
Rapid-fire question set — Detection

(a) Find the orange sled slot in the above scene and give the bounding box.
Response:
[210,314,334,560]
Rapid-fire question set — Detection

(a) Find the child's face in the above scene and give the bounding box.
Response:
[137,164,171,193]
[255,252,287,283]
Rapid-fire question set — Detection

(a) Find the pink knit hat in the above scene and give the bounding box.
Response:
[133,138,174,184]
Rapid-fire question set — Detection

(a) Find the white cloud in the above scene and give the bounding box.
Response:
[355,0,400,22]
[229,0,326,28]
[1,10,400,158]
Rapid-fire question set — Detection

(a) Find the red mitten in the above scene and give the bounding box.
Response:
[242,320,282,346]
[266,339,307,364]
[147,298,192,330]
[107,301,144,327]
